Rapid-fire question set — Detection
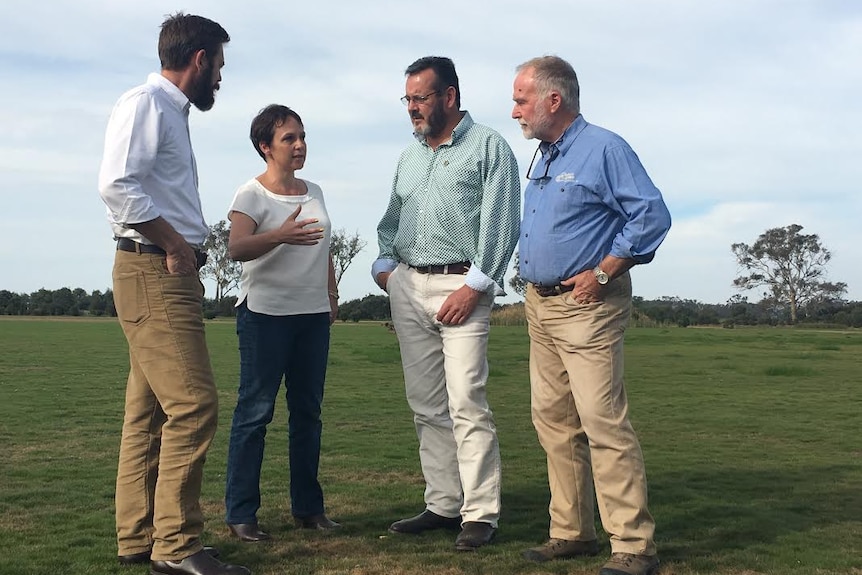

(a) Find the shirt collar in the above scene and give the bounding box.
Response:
[539,114,588,158]
[147,72,191,114]
[414,111,474,147]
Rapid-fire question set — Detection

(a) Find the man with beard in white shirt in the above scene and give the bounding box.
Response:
[98,12,249,575]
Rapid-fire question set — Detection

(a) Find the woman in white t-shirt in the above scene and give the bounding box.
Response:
[224,105,340,542]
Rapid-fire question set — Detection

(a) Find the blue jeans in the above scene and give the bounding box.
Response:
[224,302,330,524]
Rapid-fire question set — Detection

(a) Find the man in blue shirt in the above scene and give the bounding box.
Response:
[373,56,520,551]
[512,55,670,575]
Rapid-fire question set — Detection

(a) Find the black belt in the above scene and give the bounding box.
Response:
[409,262,471,275]
[116,238,208,270]
[532,283,575,297]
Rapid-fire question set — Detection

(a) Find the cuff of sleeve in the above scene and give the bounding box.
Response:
[371,258,398,282]
[465,265,503,296]
[610,239,655,265]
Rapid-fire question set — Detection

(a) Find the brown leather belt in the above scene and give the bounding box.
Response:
[532,283,575,297]
[117,238,208,270]
[409,262,471,275]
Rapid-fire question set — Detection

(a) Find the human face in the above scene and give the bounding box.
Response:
[260,117,306,171]
[512,68,554,141]
[404,69,446,138]
[191,45,225,111]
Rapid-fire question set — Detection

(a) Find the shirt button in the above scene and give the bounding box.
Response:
[524,259,528,264]
[532,209,535,213]
[525,233,528,237]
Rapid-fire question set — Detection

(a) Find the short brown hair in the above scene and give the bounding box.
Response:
[158,12,230,71]
[250,105,304,160]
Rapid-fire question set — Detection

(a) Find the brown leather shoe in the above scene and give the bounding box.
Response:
[119,547,219,566]
[294,513,342,530]
[599,552,660,575]
[454,521,496,551]
[388,510,462,534]
[523,538,600,562]
[149,549,250,575]
[227,522,271,542]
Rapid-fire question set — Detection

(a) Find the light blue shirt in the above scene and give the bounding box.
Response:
[520,115,671,286]
[373,112,521,295]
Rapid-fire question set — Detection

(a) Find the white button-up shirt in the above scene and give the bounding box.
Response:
[98,73,208,247]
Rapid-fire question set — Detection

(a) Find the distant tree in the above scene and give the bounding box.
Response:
[731,224,847,323]
[30,288,53,315]
[338,294,390,322]
[104,289,116,317]
[201,220,241,303]
[89,290,107,316]
[52,287,77,316]
[330,228,366,286]
[508,251,527,297]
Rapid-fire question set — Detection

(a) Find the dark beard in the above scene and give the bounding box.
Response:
[190,64,216,111]
[412,99,446,138]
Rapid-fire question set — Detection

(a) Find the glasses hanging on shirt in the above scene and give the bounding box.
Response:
[525,145,559,181]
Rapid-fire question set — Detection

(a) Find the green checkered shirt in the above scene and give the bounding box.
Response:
[374,112,520,294]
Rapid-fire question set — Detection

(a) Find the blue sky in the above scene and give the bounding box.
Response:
[2,0,860,305]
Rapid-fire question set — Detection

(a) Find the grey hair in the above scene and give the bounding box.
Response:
[516,55,580,113]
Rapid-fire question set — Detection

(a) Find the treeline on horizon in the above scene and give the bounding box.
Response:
[2,288,862,328]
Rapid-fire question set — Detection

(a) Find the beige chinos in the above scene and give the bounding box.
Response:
[525,272,656,555]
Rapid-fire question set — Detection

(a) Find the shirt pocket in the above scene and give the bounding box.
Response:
[550,183,592,232]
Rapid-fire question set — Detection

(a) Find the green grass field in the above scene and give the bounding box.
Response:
[0,319,860,575]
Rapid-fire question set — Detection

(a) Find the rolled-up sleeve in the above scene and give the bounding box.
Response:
[98,92,161,226]
[604,145,671,263]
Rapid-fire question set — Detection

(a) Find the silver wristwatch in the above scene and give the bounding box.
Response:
[593,266,609,285]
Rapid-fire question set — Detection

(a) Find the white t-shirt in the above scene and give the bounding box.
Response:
[229,178,331,316]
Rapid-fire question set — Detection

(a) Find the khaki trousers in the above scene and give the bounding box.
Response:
[112,250,218,561]
[388,264,501,525]
[525,272,655,555]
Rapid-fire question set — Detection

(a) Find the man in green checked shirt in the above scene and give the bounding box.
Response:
[372,56,520,551]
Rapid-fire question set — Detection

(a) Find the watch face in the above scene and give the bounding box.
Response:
[594,268,609,284]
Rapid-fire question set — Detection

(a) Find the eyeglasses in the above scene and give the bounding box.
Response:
[400,91,440,106]
[525,145,559,181]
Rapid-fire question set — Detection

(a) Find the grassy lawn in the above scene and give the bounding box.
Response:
[0,319,860,574]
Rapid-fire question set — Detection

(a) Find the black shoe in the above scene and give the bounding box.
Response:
[227,522,271,542]
[119,547,219,566]
[389,510,461,534]
[150,549,249,575]
[454,521,496,551]
[294,514,342,530]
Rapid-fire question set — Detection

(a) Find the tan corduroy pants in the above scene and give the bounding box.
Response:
[525,272,656,555]
[112,250,218,561]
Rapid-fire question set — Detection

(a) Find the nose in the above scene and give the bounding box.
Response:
[511,104,519,119]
